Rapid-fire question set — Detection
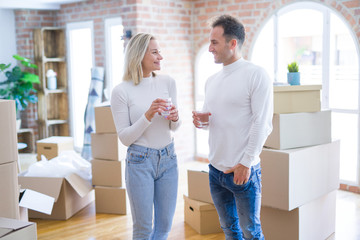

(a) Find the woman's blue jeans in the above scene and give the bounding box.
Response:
[209,163,264,240]
[125,142,178,240]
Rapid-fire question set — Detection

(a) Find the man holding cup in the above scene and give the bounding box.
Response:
[192,15,273,239]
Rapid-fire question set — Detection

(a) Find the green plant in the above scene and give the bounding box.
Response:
[0,54,40,117]
[287,61,299,72]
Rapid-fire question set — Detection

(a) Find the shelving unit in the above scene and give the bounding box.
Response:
[17,128,35,153]
[34,27,69,139]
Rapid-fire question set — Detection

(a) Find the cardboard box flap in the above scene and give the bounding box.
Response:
[183,195,216,211]
[65,173,93,198]
[0,217,33,238]
[18,173,64,201]
[274,84,322,92]
[19,189,54,215]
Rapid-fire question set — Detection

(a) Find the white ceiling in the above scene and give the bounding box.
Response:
[0,0,85,10]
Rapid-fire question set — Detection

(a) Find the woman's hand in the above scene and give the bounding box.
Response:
[167,105,179,122]
[145,98,168,121]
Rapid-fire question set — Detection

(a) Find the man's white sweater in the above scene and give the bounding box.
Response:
[203,58,273,171]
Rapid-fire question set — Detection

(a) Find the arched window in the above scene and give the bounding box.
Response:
[251,2,360,185]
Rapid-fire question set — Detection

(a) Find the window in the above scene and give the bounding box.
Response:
[195,45,222,157]
[251,2,360,184]
[66,21,94,152]
[105,18,125,100]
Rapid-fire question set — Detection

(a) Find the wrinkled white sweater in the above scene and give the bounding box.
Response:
[203,58,273,171]
[110,74,181,149]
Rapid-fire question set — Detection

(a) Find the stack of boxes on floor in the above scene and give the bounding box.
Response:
[261,85,340,240]
[91,104,128,214]
[184,169,222,235]
[0,100,37,239]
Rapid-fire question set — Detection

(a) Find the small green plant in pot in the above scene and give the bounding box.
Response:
[0,54,40,127]
[287,61,300,85]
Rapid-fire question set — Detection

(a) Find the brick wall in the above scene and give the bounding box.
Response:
[13,0,360,165]
[192,0,360,60]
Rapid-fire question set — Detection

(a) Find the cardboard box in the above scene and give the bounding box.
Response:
[92,159,124,187]
[0,162,19,220]
[91,133,126,161]
[95,186,128,214]
[0,217,37,240]
[94,105,116,133]
[265,110,331,150]
[274,85,321,114]
[18,172,94,220]
[36,136,74,160]
[183,195,222,235]
[0,100,18,165]
[261,140,340,211]
[187,170,213,204]
[261,191,336,240]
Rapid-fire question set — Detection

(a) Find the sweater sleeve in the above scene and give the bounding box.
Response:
[168,77,181,131]
[110,85,151,147]
[239,68,273,168]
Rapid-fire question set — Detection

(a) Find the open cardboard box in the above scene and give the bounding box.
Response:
[0,217,37,240]
[18,172,94,220]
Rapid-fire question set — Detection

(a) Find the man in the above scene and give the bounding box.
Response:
[192,15,273,239]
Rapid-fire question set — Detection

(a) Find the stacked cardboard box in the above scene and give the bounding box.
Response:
[261,85,340,240]
[0,100,20,220]
[91,105,128,214]
[36,136,74,160]
[185,169,222,235]
[0,100,54,229]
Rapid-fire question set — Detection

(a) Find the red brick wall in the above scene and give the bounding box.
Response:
[13,0,360,164]
[192,0,360,60]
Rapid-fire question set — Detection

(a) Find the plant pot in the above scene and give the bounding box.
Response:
[287,72,300,85]
[16,119,21,131]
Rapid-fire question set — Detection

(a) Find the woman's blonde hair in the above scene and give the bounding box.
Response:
[123,33,156,85]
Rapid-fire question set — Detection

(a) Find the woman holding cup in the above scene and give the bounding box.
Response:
[110,33,180,240]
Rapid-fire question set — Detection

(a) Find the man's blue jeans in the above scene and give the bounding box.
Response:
[126,142,178,240]
[209,163,264,240]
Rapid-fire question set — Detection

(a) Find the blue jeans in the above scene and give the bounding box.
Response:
[125,142,178,240]
[209,163,264,240]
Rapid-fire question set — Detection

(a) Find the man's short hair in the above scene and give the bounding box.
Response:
[211,15,245,49]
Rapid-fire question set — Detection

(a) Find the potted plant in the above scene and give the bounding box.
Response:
[0,54,40,129]
[287,61,300,85]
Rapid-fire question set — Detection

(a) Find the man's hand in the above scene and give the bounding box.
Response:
[224,164,251,185]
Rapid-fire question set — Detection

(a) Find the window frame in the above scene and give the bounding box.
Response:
[104,17,124,98]
[66,20,95,152]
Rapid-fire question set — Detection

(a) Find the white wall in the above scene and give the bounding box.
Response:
[0,9,17,81]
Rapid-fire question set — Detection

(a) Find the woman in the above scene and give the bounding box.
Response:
[110,33,181,240]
